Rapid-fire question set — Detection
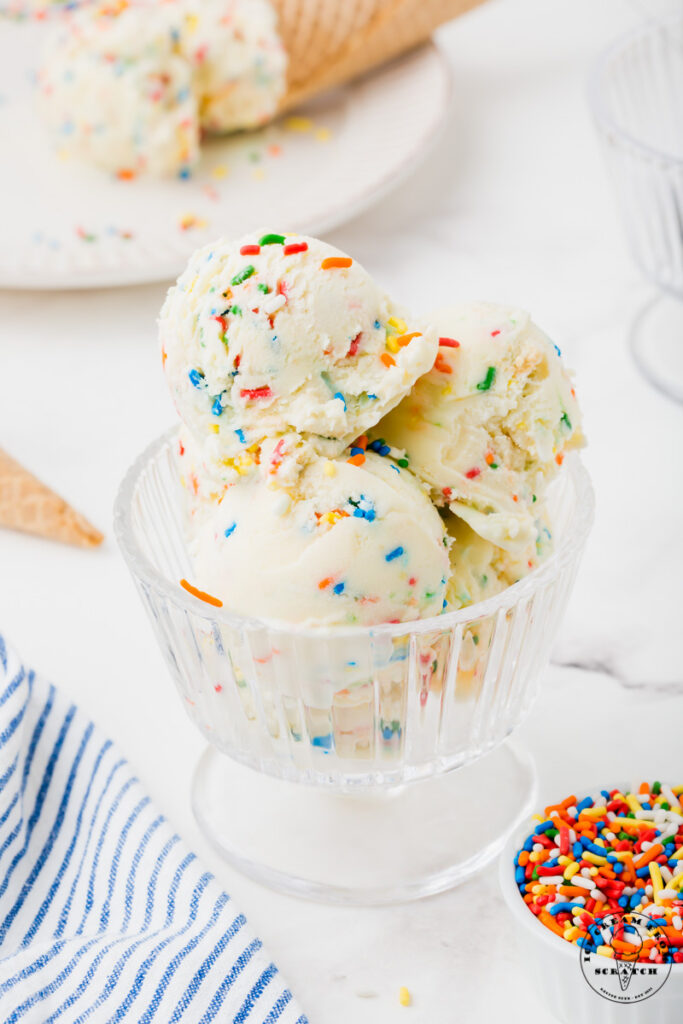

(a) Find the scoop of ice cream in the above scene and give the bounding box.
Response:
[375,303,583,551]
[39,0,285,178]
[445,513,553,610]
[160,233,438,460]
[39,2,199,178]
[177,0,286,133]
[187,449,450,626]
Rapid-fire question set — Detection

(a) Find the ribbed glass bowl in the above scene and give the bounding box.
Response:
[590,14,683,402]
[114,431,594,790]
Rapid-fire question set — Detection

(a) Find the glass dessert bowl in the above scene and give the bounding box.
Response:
[114,431,593,903]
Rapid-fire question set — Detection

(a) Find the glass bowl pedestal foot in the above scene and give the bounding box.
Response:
[631,294,683,405]
[191,740,537,906]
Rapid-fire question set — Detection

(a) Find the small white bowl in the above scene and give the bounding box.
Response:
[499,799,683,1023]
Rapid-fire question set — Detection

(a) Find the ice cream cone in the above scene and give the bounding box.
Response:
[0,449,103,548]
[275,0,485,108]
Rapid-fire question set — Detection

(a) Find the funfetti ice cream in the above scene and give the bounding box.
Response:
[188,448,450,627]
[444,512,553,610]
[374,302,584,552]
[160,233,438,461]
[40,2,199,178]
[177,0,286,134]
[39,0,286,178]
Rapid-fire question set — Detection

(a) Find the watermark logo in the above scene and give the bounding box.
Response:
[579,911,672,1003]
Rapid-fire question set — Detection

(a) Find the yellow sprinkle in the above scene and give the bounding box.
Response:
[210,424,219,434]
[252,168,266,181]
[650,862,664,901]
[386,336,400,354]
[564,862,580,880]
[671,846,683,861]
[315,127,332,142]
[211,165,229,179]
[285,116,313,133]
[184,12,198,32]
[56,148,70,162]
[387,316,407,333]
[398,987,411,1007]
[597,946,614,959]
[565,926,581,942]
[323,461,336,477]
[179,475,186,488]
[441,386,452,397]
[588,866,599,876]
[625,794,642,815]
[582,806,608,818]
[584,852,607,866]
[672,786,683,796]
[558,855,571,866]
[528,851,544,863]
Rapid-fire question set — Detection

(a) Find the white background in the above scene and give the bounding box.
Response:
[1,0,683,1020]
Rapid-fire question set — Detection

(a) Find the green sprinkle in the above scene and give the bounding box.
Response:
[231,305,243,316]
[661,801,671,811]
[532,494,537,503]
[424,590,435,599]
[472,634,479,645]
[546,828,559,839]
[257,283,270,293]
[482,574,488,585]
[476,366,496,391]
[231,265,255,286]
[532,867,538,881]
[560,411,572,430]
[653,781,662,794]
[490,462,498,469]
[397,458,409,468]
[259,233,285,246]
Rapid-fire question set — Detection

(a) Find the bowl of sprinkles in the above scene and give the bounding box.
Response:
[501,782,683,1023]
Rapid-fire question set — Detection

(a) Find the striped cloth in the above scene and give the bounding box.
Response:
[0,636,308,1024]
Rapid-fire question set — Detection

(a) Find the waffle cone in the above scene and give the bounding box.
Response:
[0,449,103,548]
[275,0,484,108]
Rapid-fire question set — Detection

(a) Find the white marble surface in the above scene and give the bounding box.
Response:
[1,0,683,1020]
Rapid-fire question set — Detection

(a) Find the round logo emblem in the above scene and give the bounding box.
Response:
[579,911,672,1004]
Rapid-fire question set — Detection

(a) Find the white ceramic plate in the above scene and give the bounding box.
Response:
[0,16,450,289]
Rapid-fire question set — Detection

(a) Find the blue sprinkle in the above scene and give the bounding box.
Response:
[385,546,404,562]
[379,445,391,457]
[312,734,333,750]
[554,343,562,357]
[333,392,346,410]
[535,820,555,835]
[211,396,223,416]
[224,523,237,539]
[572,842,583,859]
[367,393,378,400]
[549,902,582,917]
[576,796,593,813]
[382,726,395,741]
[515,866,526,885]
[178,167,191,180]
[333,582,345,595]
[442,599,448,610]
[365,509,376,521]
[618,896,628,908]
[389,465,400,473]
[235,429,246,443]
[188,369,205,389]
[350,447,364,456]
[373,320,381,329]
[353,509,364,518]
[177,86,190,102]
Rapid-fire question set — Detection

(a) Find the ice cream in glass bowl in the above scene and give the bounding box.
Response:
[114,233,594,904]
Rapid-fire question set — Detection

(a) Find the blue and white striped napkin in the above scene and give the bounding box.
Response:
[0,635,308,1023]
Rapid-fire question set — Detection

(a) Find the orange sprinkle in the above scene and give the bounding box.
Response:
[321,257,352,270]
[318,577,333,590]
[634,843,664,870]
[116,168,136,181]
[512,494,519,502]
[355,435,368,450]
[484,451,495,465]
[433,353,452,374]
[180,578,223,608]
[161,348,167,367]
[347,452,366,466]
[380,353,395,368]
[555,452,564,466]
[395,332,421,347]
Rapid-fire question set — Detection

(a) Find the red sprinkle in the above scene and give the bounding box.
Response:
[491,329,501,336]
[240,244,261,255]
[465,467,481,479]
[240,386,272,400]
[213,315,227,332]
[346,332,362,358]
[283,242,308,255]
[439,337,460,348]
